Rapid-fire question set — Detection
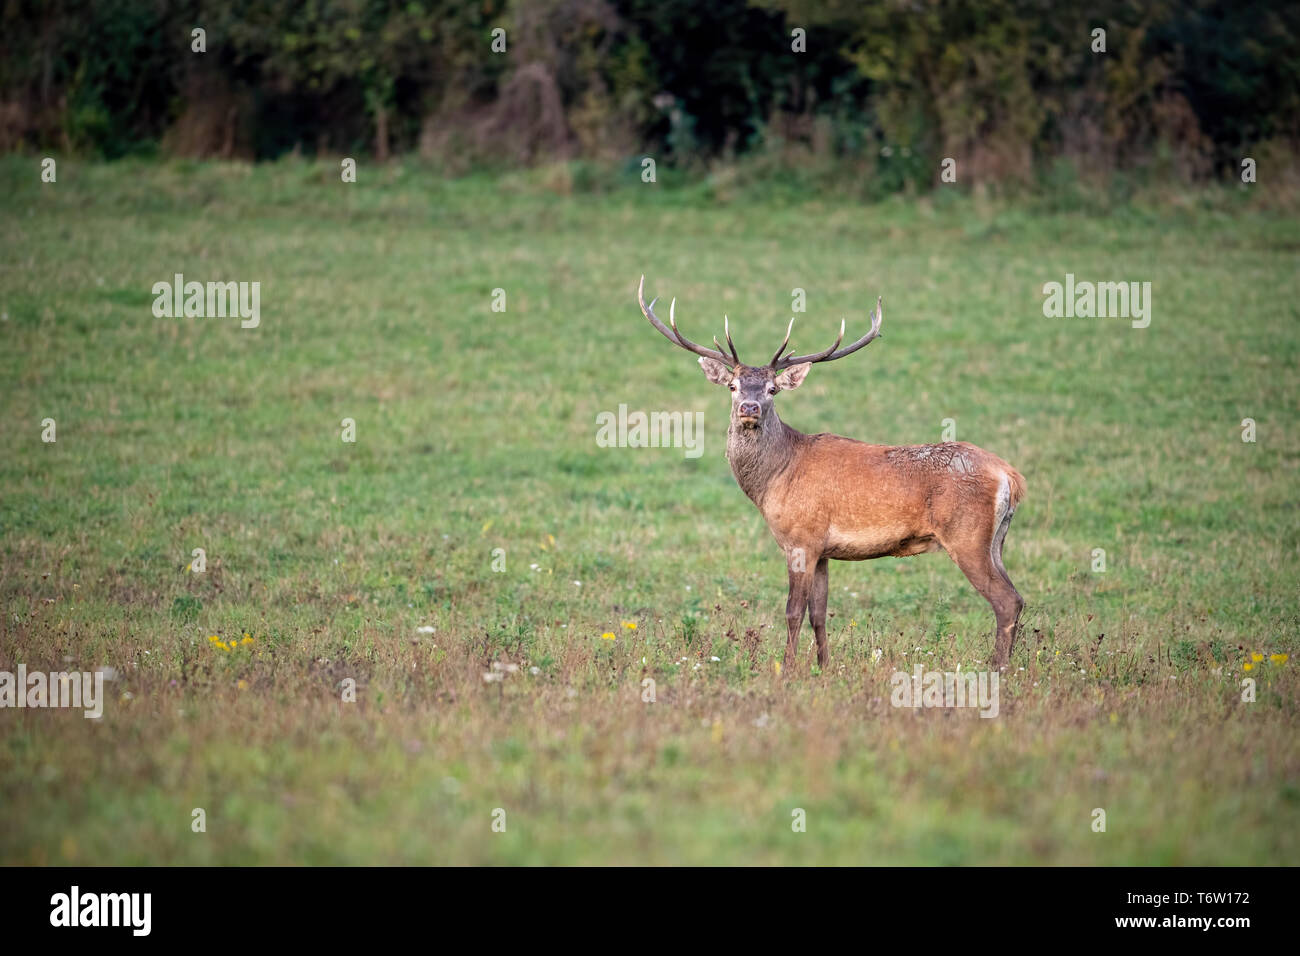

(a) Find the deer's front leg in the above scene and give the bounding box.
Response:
[810,556,830,668]
[783,548,815,670]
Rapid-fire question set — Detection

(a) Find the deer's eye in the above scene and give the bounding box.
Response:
[729,383,737,392]
[767,385,777,395]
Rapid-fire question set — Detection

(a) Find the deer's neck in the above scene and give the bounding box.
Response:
[725,411,801,507]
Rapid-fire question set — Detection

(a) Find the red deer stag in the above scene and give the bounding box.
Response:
[637,276,1026,672]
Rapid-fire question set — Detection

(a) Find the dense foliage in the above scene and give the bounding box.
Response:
[2,0,1297,186]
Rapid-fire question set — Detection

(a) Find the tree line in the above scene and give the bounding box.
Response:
[2,0,1296,190]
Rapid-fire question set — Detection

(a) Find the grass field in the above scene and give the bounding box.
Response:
[0,157,1297,864]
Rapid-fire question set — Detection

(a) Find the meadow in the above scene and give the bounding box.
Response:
[0,157,1296,864]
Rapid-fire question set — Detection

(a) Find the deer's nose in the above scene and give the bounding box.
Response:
[738,401,761,418]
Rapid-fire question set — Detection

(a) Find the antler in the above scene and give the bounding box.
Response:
[772,296,883,370]
[638,275,741,366]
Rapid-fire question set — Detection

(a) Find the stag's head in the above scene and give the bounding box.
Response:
[637,276,883,429]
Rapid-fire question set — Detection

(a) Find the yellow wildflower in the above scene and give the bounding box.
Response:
[1270,653,1288,665]
[600,632,615,641]
[1251,652,1264,662]
[621,620,636,630]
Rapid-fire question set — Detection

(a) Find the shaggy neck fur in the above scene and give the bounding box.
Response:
[726,408,801,506]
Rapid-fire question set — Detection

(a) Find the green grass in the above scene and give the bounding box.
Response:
[0,156,1297,864]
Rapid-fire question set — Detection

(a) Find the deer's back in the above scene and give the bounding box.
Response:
[761,434,1024,560]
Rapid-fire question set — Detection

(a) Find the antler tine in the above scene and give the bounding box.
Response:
[722,315,741,365]
[674,298,739,365]
[778,318,844,368]
[774,296,883,369]
[637,275,735,365]
[769,317,795,367]
[712,315,741,366]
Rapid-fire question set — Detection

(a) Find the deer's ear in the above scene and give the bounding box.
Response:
[698,357,734,385]
[774,362,811,390]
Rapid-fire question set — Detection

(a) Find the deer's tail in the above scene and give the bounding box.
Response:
[1006,467,1026,509]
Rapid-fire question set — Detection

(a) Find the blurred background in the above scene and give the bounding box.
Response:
[2,0,1298,201]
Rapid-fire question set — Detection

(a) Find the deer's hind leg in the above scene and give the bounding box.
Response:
[809,556,830,668]
[987,507,1024,669]
[942,509,1024,672]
